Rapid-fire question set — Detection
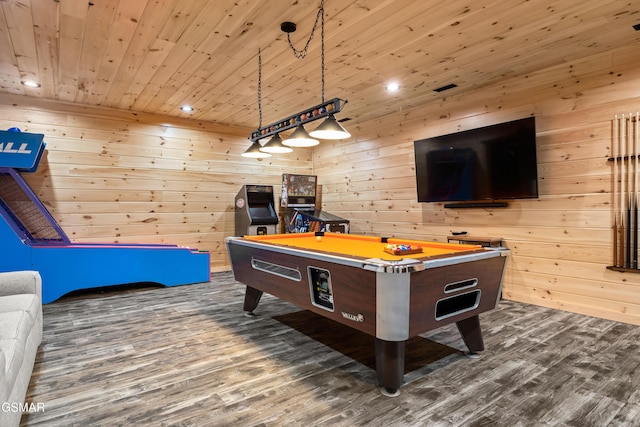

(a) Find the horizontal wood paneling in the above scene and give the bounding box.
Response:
[314,42,640,325]
[0,95,313,272]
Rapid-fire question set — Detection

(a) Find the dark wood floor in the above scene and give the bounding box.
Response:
[20,272,640,426]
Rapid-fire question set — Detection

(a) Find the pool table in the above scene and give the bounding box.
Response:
[225,232,509,396]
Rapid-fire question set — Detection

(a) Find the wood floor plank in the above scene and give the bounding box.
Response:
[19,272,640,426]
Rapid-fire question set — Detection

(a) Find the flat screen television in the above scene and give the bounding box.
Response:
[414,117,538,204]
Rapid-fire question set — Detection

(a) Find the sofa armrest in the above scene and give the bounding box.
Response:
[0,270,42,299]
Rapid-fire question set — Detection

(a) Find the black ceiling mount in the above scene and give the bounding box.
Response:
[281,22,297,33]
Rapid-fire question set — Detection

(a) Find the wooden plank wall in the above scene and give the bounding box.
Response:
[1,42,640,326]
[0,95,313,272]
[314,42,640,326]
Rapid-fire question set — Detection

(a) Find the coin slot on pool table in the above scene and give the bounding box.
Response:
[251,258,302,281]
[308,266,334,311]
[434,290,481,321]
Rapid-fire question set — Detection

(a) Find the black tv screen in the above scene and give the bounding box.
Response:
[414,117,538,203]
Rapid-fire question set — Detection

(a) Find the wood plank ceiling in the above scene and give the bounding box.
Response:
[0,0,639,134]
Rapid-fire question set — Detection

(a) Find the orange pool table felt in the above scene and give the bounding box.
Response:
[245,232,483,261]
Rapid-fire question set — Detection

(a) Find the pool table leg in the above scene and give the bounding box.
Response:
[243,286,263,314]
[455,315,485,353]
[374,338,405,397]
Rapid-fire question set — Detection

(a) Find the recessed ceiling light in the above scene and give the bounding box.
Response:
[180,105,194,112]
[21,80,41,88]
[385,82,400,92]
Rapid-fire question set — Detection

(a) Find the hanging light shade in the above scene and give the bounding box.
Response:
[283,125,319,147]
[309,114,351,140]
[241,141,272,158]
[259,134,293,153]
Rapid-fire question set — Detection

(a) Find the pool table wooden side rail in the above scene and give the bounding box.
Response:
[227,241,379,337]
[408,255,507,337]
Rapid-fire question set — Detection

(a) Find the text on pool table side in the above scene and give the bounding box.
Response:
[341,311,365,322]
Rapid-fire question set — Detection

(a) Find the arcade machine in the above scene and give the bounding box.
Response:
[281,174,349,234]
[0,129,210,303]
[235,184,279,236]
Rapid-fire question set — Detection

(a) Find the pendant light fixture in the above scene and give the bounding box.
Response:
[243,0,350,157]
[248,97,345,148]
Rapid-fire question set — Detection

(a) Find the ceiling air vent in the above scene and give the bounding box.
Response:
[434,83,458,93]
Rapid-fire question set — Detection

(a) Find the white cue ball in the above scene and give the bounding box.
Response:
[316,236,322,242]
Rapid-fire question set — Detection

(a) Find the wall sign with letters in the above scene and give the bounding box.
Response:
[0,129,47,172]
